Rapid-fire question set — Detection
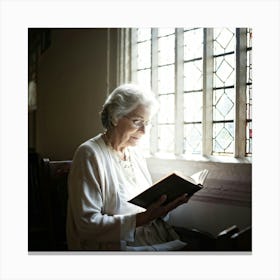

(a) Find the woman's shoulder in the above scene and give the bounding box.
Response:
[81,133,103,147]
[74,134,105,158]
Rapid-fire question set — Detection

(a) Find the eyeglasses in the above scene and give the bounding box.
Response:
[124,116,151,128]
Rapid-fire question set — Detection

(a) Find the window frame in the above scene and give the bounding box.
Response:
[117,28,252,163]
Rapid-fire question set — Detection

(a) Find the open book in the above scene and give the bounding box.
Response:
[128,169,209,209]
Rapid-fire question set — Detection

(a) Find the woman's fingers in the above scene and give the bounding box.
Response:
[165,193,189,212]
[142,193,190,226]
[148,194,167,209]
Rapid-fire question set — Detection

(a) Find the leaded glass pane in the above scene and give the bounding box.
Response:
[158,28,175,37]
[246,28,253,156]
[137,28,151,42]
[246,121,252,154]
[138,126,152,152]
[158,94,174,124]
[158,124,174,153]
[137,69,151,89]
[184,60,203,91]
[213,122,234,154]
[247,49,252,84]
[131,27,253,158]
[213,88,235,121]
[137,41,151,69]
[213,28,235,55]
[247,28,252,48]
[246,84,252,120]
[184,124,202,154]
[158,65,174,94]
[184,28,203,60]
[158,35,175,66]
[184,92,202,122]
[212,28,236,155]
[214,54,235,88]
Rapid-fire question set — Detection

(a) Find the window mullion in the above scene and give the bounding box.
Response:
[116,29,123,85]
[124,29,132,83]
[175,28,184,156]
[202,28,214,156]
[235,28,247,157]
[117,28,131,84]
[131,28,138,83]
[150,28,158,155]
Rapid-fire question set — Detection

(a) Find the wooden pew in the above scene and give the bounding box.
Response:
[175,224,251,251]
[40,158,72,251]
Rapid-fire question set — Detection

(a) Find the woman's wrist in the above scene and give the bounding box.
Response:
[136,212,150,227]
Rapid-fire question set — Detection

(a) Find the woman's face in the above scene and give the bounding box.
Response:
[114,104,151,148]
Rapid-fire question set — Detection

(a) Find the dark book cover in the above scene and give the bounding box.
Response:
[128,170,208,209]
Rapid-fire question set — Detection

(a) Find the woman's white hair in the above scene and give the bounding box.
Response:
[101,83,158,129]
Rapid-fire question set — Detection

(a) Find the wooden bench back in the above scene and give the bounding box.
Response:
[41,158,72,251]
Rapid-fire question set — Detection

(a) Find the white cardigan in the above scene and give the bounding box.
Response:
[66,134,186,251]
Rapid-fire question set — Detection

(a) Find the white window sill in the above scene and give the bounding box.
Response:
[144,152,252,164]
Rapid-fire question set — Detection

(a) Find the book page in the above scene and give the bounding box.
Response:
[173,171,197,185]
[190,169,209,185]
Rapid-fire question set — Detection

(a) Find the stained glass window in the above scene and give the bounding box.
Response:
[135,28,152,152]
[136,28,151,90]
[154,30,176,153]
[213,28,236,155]
[184,124,202,154]
[137,28,151,42]
[183,28,203,154]
[158,124,175,153]
[158,65,175,94]
[130,28,252,158]
[158,35,175,66]
[246,28,252,155]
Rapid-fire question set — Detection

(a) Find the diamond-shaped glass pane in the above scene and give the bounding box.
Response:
[214,28,235,54]
[158,35,175,66]
[184,92,202,122]
[213,88,235,121]
[213,123,234,153]
[184,60,203,91]
[214,54,235,87]
[158,65,174,94]
[158,124,174,153]
[184,124,202,154]
[184,28,203,60]
[137,28,151,42]
[137,41,151,69]
[158,94,174,124]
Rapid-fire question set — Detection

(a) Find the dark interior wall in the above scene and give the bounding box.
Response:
[35,28,118,160]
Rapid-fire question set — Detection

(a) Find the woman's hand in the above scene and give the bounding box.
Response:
[136,193,190,227]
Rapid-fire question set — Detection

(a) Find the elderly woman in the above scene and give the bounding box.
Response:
[66,84,189,251]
